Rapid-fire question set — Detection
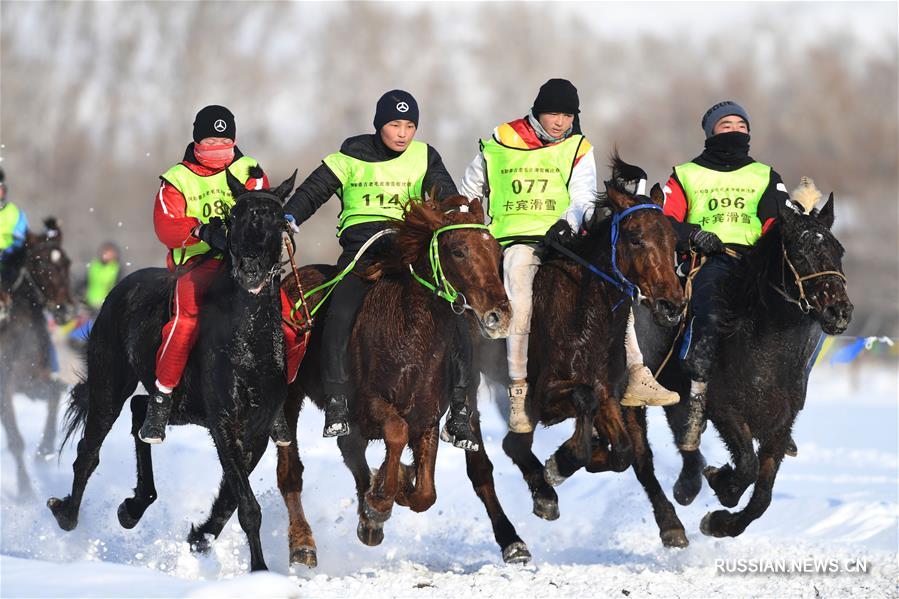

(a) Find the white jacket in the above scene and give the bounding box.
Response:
[459,127,597,232]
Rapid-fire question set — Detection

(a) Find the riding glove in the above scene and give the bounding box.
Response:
[689,228,725,255]
[195,217,228,252]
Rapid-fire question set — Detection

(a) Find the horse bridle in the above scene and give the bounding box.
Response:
[770,239,847,314]
[409,222,490,315]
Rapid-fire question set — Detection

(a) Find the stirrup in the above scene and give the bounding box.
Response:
[440,405,480,452]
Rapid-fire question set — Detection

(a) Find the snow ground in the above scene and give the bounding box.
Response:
[1,360,896,598]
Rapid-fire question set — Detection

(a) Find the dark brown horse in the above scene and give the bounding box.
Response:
[483,157,690,548]
[276,195,532,567]
[1,219,74,499]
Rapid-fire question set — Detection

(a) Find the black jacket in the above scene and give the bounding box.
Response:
[285,134,457,255]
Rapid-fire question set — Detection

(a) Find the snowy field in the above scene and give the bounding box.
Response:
[1,355,896,598]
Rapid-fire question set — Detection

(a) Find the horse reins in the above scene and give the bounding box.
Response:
[282,234,314,337]
[771,239,847,314]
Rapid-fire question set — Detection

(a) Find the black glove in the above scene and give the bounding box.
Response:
[545,219,576,248]
[195,217,228,252]
[689,228,724,255]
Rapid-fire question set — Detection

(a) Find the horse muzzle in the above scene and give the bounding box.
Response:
[52,302,76,325]
[650,297,684,328]
[476,303,512,339]
[819,300,853,335]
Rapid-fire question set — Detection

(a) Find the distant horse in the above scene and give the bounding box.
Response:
[47,172,297,571]
[0,218,74,498]
[637,182,852,537]
[276,195,532,567]
[481,156,690,548]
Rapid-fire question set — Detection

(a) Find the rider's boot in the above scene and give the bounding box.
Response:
[676,381,707,451]
[270,410,291,447]
[322,394,350,438]
[621,364,680,407]
[508,379,533,434]
[440,387,480,452]
[785,435,798,457]
[139,389,174,444]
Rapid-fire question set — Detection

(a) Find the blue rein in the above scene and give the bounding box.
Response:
[549,202,663,311]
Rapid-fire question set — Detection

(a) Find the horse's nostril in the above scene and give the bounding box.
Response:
[485,311,500,328]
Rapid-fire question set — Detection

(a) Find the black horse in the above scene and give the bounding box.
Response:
[637,188,852,537]
[47,171,296,571]
[0,218,74,499]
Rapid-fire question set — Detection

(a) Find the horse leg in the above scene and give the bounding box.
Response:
[402,426,438,513]
[47,392,125,530]
[596,383,634,472]
[36,378,64,458]
[544,385,600,485]
[275,396,317,568]
[467,409,531,563]
[701,437,785,537]
[624,407,688,548]
[702,411,757,508]
[0,375,34,499]
[665,402,708,506]
[335,429,383,546]
[362,398,407,521]
[116,395,158,529]
[502,430,559,521]
[208,428,269,571]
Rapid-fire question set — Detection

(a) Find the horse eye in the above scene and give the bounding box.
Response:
[629,237,644,247]
[451,249,465,259]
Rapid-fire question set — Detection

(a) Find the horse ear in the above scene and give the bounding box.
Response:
[816,192,835,229]
[605,182,633,211]
[226,169,247,200]
[649,183,664,207]
[469,197,485,222]
[272,170,298,205]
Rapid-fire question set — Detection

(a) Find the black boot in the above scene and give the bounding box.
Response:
[139,389,173,444]
[270,410,291,447]
[322,394,349,438]
[440,388,480,452]
[677,392,707,451]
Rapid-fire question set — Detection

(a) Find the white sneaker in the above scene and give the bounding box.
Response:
[621,365,680,407]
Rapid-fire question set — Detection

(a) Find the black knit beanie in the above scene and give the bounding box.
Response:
[532,79,580,115]
[192,105,236,143]
[373,90,419,131]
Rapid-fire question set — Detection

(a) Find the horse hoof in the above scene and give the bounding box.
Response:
[357,520,384,546]
[699,511,732,538]
[47,497,77,531]
[117,500,140,529]
[674,475,702,506]
[187,526,212,554]
[289,546,318,568]
[362,498,392,523]
[543,455,568,487]
[660,528,689,548]
[502,541,532,564]
[532,495,560,521]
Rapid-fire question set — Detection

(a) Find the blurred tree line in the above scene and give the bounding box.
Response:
[1,1,896,334]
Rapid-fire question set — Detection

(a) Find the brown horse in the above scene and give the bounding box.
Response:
[1,219,75,499]
[276,195,532,567]
[484,157,690,548]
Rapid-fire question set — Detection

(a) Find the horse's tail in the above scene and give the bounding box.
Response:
[59,378,89,452]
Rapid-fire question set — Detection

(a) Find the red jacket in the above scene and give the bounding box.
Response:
[154,145,268,269]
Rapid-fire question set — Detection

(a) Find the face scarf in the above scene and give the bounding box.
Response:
[194,141,235,170]
[528,112,572,144]
[701,131,751,167]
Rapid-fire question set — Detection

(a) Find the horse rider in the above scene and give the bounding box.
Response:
[282,90,480,450]
[140,105,303,445]
[0,167,28,293]
[662,100,797,456]
[459,78,678,434]
[82,241,122,313]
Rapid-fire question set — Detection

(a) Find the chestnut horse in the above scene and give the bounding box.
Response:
[276,196,533,567]
[482,157,690,548]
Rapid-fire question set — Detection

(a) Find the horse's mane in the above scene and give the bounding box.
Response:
[718,222,785,334]
[367,195,477,279]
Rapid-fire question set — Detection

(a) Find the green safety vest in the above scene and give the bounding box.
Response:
[85,259,120,310]
[481,134,583,245]
[675,161,771,246]
[324,140,427,236]
[0,202,22,252]
[161,155,258,263]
